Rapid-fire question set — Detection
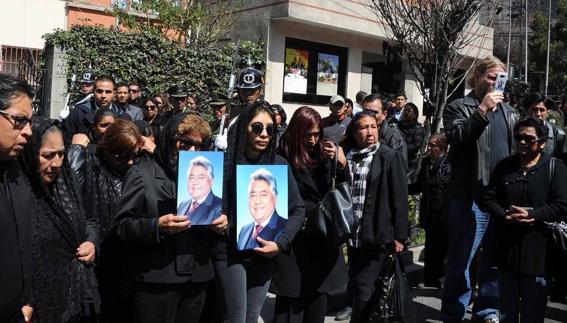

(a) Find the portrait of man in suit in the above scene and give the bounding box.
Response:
[237,168,287,250]
[177,156,222,225]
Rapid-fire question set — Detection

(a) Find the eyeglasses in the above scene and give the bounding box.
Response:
[0,110,33,129]
[144,105,156,111]
[178,138,207,151]
[250,122,275,137]
[97,122,113,129]
[514,134,540,144]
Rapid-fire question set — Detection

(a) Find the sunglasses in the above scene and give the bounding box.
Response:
[144,105,156,111]
[112,150,143,163]
[98,122,114,128]
[514,134,540,144]
[250,122,275,136]
[0,110,33,129]
[178,138,208,151]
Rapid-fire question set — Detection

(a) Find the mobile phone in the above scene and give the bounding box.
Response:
[494,72,508,94]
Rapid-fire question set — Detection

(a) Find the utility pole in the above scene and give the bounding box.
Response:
[524,0,528,83]
[507,0,512,72]
[545,0,552,96]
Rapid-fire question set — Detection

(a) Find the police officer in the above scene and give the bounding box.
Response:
[75,70,96,105]
[236,67,263,107]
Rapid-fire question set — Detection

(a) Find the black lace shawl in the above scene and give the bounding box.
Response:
[19,117,99,323]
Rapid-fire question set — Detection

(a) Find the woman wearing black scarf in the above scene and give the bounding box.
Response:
[112,112,214,323]
[210,102,305,323]
[19,117,100,323]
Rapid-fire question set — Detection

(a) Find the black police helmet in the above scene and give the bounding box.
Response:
[236,68,263,89]
[81,70,96,84]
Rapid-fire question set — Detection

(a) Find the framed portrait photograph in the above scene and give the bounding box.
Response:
[177,151,224,225]
[236,165,288,251]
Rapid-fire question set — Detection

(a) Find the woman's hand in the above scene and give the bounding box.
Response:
[21,305,33,323]
[76,241,96,264]
[158,214,191,234]
[393,240,404,253]
[505,205,535,226]
[141,136,156,154]
[254,237,280,258]
[322,140,336,160]
[211,214,228,234]
[71,133,90,147]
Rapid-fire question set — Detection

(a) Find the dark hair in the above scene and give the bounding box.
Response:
[133,120,154,137]
[342,110,378,152]
[400,102,419,125]
[0,73,34,110]
[128,82,140,88]
[116,82,129,90]
[395,92,407,99]
[141,97,157,108]
[270,104,287,124]
[345,98,353,106]
[429,133,448,152]
[93,108,117,125]
[513,116,549,142]
[523,92,554,110]
[187,94,200,106]
[355,91,368,102]
[362,93,386,113]
[95,75,116,89]
[278,106,322,171]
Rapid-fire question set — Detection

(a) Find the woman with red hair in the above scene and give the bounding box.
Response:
[272,106,348,323]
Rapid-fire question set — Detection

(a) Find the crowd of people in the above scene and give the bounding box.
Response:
[1,54,566,323]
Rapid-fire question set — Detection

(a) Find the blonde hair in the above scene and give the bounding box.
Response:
[176,114,212,141]
[467,56,506,88]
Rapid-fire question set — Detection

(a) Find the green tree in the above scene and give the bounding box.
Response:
[529,0,567,97]
[110,0,242,46]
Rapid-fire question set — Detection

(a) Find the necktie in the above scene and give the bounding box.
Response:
[253,224,263,239]
[189,201,199,214]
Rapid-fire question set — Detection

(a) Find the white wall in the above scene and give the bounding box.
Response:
[0,0,67,49]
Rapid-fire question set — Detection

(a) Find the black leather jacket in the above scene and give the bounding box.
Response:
[544,120,567,160]
[443,91,519,201]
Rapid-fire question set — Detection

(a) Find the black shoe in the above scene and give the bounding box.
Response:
[334,306,352,321]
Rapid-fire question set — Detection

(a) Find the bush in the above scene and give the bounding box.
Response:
[43,25,265,120]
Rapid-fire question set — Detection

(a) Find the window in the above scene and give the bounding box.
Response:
[283,38,347,105]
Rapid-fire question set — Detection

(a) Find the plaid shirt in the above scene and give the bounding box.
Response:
[347,144,379,247]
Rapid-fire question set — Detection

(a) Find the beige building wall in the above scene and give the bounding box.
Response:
[0,0,67,49]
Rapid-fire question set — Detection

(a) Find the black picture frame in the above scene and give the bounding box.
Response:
[282,37,348,105]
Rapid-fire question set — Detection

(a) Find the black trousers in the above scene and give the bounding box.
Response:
[350,246,388,323]
[134,281,206,323]
[274,294,327,323]
[423,224,448,286]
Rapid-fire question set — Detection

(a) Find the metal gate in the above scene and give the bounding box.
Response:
[1,45,46,114]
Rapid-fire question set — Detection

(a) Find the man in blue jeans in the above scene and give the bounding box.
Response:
[442,56,518,323]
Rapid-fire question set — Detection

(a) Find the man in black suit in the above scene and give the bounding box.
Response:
[237,168,286,250]
[0,73,34,322]
[177,156,222,225]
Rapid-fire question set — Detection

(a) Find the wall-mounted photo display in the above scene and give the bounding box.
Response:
[284,48,309,94]
[317,52,339,96]
[236,165,288,251]
[177,151,223,225]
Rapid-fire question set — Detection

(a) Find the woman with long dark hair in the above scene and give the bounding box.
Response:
[210,102,305,323]
[272,106,348,323]
[141,98,161,142]
[20,117,100,323]
[112,112,215,323]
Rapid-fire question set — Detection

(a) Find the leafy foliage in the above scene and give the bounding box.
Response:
[110,0,243,46]
[43,25,265,115]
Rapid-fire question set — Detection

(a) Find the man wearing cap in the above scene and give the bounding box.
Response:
[321,95,351,144]
[72,70,96,106]
[236,67,263,106]
[63,75,131,144]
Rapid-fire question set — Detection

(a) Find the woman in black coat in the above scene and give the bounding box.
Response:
[342,111,409,323]
[112,112,214,323]
[398,102,425,178]
[211,101,305,323]
[482,117,567,323]
[272,106,348,323]
[20,117,100,323]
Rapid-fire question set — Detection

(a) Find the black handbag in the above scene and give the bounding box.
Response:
[304,146,359,246]
[367,253,415,323]
[545,158,567,252]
